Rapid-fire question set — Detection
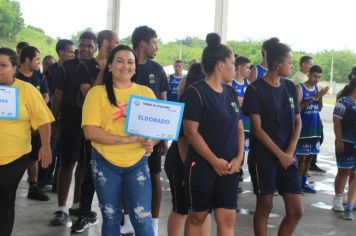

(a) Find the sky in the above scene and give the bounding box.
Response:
[18,0,355,53]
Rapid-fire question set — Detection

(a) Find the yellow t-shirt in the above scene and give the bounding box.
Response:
[292,71,308,85]
[0,79,55,165]
[82,83,156,167]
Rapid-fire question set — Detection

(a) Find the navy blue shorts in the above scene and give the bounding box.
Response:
[60,130,85,166]
[248,152,302,195]
[184,159,239,212]
[164,142,188,215]
[296,137,321,155]
[336,141,356,171]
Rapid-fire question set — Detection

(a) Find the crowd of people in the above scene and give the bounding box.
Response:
[0,25,355,236]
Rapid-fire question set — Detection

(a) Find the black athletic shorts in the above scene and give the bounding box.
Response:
[164,141,188,215]
[184,158,239,212]
[248,151,302,195]
[148,141,165,174]
[59,127,85,166]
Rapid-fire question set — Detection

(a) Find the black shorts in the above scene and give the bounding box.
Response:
[29,134,41,160]
[164,142,188,215]
[148,142,164,174]
[59,130,85,167]
[248,151,302,195]
[184,158,239,212]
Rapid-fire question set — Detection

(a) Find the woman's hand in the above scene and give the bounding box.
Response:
[125,135,145,143]
[142,138,154,156]
[38,145,52,168]
[212,158,231,176]
[335,139,344,155]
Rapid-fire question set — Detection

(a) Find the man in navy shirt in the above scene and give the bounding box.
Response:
[71,30,119,233]
[50,32,97,227]
[16,46,50,202]
[132,25,168,236]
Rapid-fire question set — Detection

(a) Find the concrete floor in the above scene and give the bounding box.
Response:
[11,106,356,236]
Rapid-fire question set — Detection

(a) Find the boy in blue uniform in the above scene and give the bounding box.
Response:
[167,59,184,102]
[231,56,250,181]
[296,65,329,193]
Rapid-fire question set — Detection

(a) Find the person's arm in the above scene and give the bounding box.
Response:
[83,125,144,145]
[177,136,189,162]
[42,93,50,104]
[227,120,245,174]
[92,59,106,86]
[37,123,52,168]
[333,116,344,154]
[51,89,63,119]
[80,83,91,97]
[248,67,257,83]
[285,114,302,155]
[184,120,231,175]
[250,114,292,168]
[237,97,244,107]
[178,77,186,99]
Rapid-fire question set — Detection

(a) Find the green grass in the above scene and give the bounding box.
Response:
[0,26,57,59]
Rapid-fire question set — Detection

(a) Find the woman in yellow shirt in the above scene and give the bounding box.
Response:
[82,45,156,236]
[0,47,54,236]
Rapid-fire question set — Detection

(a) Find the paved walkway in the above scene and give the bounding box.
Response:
[11,111,356,235]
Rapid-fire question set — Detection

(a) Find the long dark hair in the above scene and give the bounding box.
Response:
[103,45,138,106]
[183,63,205,91]
[337,79,356,99]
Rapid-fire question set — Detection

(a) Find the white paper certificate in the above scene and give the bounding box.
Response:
[125,95,185,141]
[0,85,19,120]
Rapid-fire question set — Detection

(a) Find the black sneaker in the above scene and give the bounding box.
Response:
[71,214,98,233]
[27,186,49,201]
[87,211,98,224]
[309,164,326,173]
[71,216,90,233]
[50,211,67,226]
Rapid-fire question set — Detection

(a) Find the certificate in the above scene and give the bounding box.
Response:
[125,95,185,141]
[0,85,19,120]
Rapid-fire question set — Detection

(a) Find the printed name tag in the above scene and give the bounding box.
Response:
[0,85,19,120]
[125,95,185,140]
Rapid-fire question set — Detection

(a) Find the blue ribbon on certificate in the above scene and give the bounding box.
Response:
[0,85,19,120]
[125,95,185,141]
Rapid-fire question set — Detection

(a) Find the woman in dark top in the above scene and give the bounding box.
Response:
[183,33,244,236]
[242,41,303,236]
[164,63,211,236]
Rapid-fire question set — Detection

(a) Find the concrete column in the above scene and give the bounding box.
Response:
[214,0,229,44]
[107,0,121,36]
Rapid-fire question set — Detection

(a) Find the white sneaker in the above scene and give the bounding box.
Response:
[333,195,344,212]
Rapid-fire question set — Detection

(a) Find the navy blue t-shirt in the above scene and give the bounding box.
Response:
[44,62,61,95]
[184,80,241,166]
[242,78,300,160]
[16,70,49,95]
[134,59,168,98]
[53,58,99,129]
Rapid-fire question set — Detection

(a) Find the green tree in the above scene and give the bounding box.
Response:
[0,0,24,38]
